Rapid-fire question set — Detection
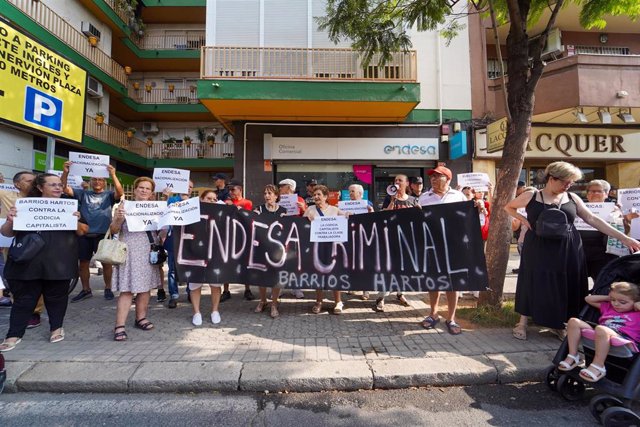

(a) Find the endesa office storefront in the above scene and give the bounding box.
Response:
[473,126,640,196]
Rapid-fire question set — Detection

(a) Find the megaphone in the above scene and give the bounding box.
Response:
[386,184,398,196]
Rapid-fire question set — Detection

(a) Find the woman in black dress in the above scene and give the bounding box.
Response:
[505,162,640,340]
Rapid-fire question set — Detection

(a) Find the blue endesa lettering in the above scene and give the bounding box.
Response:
[383,144,436,156]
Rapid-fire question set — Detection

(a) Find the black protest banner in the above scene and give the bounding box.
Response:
[174,201,488,292]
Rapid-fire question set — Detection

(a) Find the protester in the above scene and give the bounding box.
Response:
[558,282,640,383]
[510,181,527,274]
[253,184,287,318]
[473,188,491,242]
[62,162,124,302]
[304,179,318,207]
[374,175,420,312]
[304,185,349,314]
[0,173,88,351]
[189,190,223,325]
[505,161,640,341]
[278,178,306,299]
[212,173,230,202]
[408,176,424,198]
[347,184,374,301]
[461,186,474,200]
[110,177,166,341]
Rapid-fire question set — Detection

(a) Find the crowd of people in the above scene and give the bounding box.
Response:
[0,161,638,359]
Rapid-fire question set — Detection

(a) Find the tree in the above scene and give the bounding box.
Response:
[320,0,640,307]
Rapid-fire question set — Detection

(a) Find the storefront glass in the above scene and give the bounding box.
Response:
[275,164,365,202]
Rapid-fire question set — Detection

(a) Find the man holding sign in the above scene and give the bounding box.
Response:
[62,161,124,302]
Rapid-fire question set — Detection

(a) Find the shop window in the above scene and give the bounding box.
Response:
[529,166,604,199]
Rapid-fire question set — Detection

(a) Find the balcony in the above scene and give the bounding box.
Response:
[7,0,128,86]
[134,31,206,51]
[102,0,132,27]
[199,46,420,123]
[128,87,199,104]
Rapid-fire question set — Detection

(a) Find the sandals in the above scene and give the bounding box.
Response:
[512,323,527,340]
[558,353,582,371]
[134,318,154,331]
[579,364,607,383]
[397,294,410,307]
[50,328,65,343]
[254,301,266,313]
[421,315,440,330]
[270,304,280,319]
[311,302,323,314]
[114,325,128,342]
[0,338,22,352]
[446,320,462,335]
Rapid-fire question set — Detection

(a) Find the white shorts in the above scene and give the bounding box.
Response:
[188,283,222,291]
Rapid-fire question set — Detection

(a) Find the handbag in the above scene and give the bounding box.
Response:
[8,232,45,263]
[94,229,128,265]
[146,231,167,265]
[535,191,571,239]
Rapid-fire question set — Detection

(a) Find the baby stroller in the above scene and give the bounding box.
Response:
[545,254,640,426]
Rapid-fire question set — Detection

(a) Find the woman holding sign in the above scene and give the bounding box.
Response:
[110,177,165,341]
[304,185,349,315]
[0,173,88,352]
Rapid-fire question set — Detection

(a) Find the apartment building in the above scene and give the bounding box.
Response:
[469,4,640,193]
[0,0,231,188]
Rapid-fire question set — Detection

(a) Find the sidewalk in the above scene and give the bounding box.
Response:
[1,249,560,394]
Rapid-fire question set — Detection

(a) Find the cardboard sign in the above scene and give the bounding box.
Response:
[617,188,640,214]
[158,197,201,228]
[338,200,369,215]
[48,170,84,190]
[152,168,191,195]
[124,200,165,231]
[69,152,110,178]
[279,194,299,216]
[13,197,78,231]
[457,173,491,192]
[310,216,348,242]
[0,183,18,193]
[574,202,616,231]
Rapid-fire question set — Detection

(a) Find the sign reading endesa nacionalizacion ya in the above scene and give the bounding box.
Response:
[0,21,87,143]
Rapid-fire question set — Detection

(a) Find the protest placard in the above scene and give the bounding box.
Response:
[631,218,640,240]
[0,219,14,247]
[48,170,84,189]
[617,188,640,214]
[310,216,348,242]
[338,200,369,215]
[574,202,616,231]
[158,197,201,228]
[69,152,110,178]
[124,200,165,231]
[0,183,18,193]
[152,168,191,195]
[457,173,490,192]
[13,197,78,231]
[279,194,299,216]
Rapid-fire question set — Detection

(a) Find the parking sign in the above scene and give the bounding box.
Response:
[24,87,63,132]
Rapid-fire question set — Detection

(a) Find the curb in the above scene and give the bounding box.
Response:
[4,351,555,394]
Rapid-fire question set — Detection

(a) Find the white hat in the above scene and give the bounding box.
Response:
[278,178,296,191]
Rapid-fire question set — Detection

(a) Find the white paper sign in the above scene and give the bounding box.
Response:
[310,216,348,242]
[124,200,165,231]
[13,197,78,231]
[158,197,201,228]
[69,152,110,178]
[631,218,640,240]
[279,194,299,216]
[338,200,368,215]
[574,203,616,231]
[152,168,191,195]
[617,188,640,214]
[457,173,491,192]
[0,183,18,193]
[48,170,84,190]
[0,219,14,247]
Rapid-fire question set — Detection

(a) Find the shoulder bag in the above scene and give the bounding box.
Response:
[147,231,167,265]
[94,229,128,265]
[535,191,571,239]
[8,232,45,263]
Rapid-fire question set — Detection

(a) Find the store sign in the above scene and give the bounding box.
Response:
[0,21,87,143]
[268,137,439,161]
[486,118,507,153]
[475,127,640,160]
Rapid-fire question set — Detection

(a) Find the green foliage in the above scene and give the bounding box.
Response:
[457,300,520,328]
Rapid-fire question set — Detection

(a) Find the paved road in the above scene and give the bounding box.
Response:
[0,383,598,426]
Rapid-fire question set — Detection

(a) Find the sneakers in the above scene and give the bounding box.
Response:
[168,298,178,309]
[220,290,231,302]
[333,301,344,314]
[104,289,114,300]
[0,296,12,307]
[373,297,385,312]
[26,313,41,329]
[71,289,92,303]
[294,290,305,299]
[397,294,410,307]
[244,289,255,301]
[192,312,203,326]
[156,288,167,303]
[211,311,221,324]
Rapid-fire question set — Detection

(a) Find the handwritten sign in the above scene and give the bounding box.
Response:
[13,197,78,231]
[48,170,84,189]
[279,194,299,216]
[0,183,18,193]
[152,168,190,195]
[574,203,616,231]
[617,188,640,214]
[310,216,348,242]
[338,200,369,215]
[69,152,110,178]
[124,200,165,231]
[631,218,640,240]
[158,197,201,228]
[0,219,14,247]
[457,173,490,192]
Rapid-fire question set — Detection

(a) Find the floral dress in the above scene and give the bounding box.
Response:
[112,221,162,293]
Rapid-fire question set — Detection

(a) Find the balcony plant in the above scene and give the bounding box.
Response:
[189,85,197,94]
[95,112,105,125]
[124,66,132,75]
[146,137,153,147]
[126,127,136,138]
[206,133,216,147]
[145,83,152,93]
[162,137,177,144]
[88,35,98,47]
[183,135,192,147]
[168,84,175,93]
[132,81,140,90]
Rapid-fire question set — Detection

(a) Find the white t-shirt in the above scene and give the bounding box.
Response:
[419,188,467,206]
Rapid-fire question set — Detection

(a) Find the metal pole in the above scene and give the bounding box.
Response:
[45,136,55,172]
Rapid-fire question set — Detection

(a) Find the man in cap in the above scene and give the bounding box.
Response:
[213,173,230,202]
[278,178,306,298]
[418,165,467,335]
[304,179,318,207]
[408,176,424,198]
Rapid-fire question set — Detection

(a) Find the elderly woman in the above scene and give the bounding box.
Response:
[110,177,166,341]
[347,184,374,300]
[0,173,88,351]
[505,162,640,340]
[304,185,349,314]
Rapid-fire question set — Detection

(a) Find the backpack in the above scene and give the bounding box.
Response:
[534,191,571,239]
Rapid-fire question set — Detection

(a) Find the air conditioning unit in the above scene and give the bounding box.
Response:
[142,122,159,135]
[87,76,103,98]
[81,22,101,40]
[541,28,563,58]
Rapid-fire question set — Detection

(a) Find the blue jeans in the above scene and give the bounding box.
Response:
[164,234,179,300]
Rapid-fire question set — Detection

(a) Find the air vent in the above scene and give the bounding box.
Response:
[81,22,101,40]
[87,76,103,98]
[142,122,159,134]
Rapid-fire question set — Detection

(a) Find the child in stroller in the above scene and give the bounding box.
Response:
[558,281,640,382]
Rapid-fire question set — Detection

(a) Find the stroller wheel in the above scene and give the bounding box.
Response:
[544,366,560,392]
[590,395,624,423]
[601,406,640,427]
[557,374,585,401]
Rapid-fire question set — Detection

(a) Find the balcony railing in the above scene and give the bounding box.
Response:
[102,0,132,26]
[128,88,199,104]
[8,0,128,85]
[84,116,148,157]
[133,32,206,50]
[201,46,417,82]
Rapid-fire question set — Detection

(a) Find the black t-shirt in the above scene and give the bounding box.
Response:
[254,204,287,218]
[215,187,230,202]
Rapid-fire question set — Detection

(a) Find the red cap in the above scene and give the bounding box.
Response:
[427,166,452,180]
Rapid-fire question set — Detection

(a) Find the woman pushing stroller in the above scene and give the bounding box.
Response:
[558,281,640,382]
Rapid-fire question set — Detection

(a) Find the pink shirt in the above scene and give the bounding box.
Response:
[599,302,640,343]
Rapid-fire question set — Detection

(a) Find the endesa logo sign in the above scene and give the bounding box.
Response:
[383,144,437,156]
